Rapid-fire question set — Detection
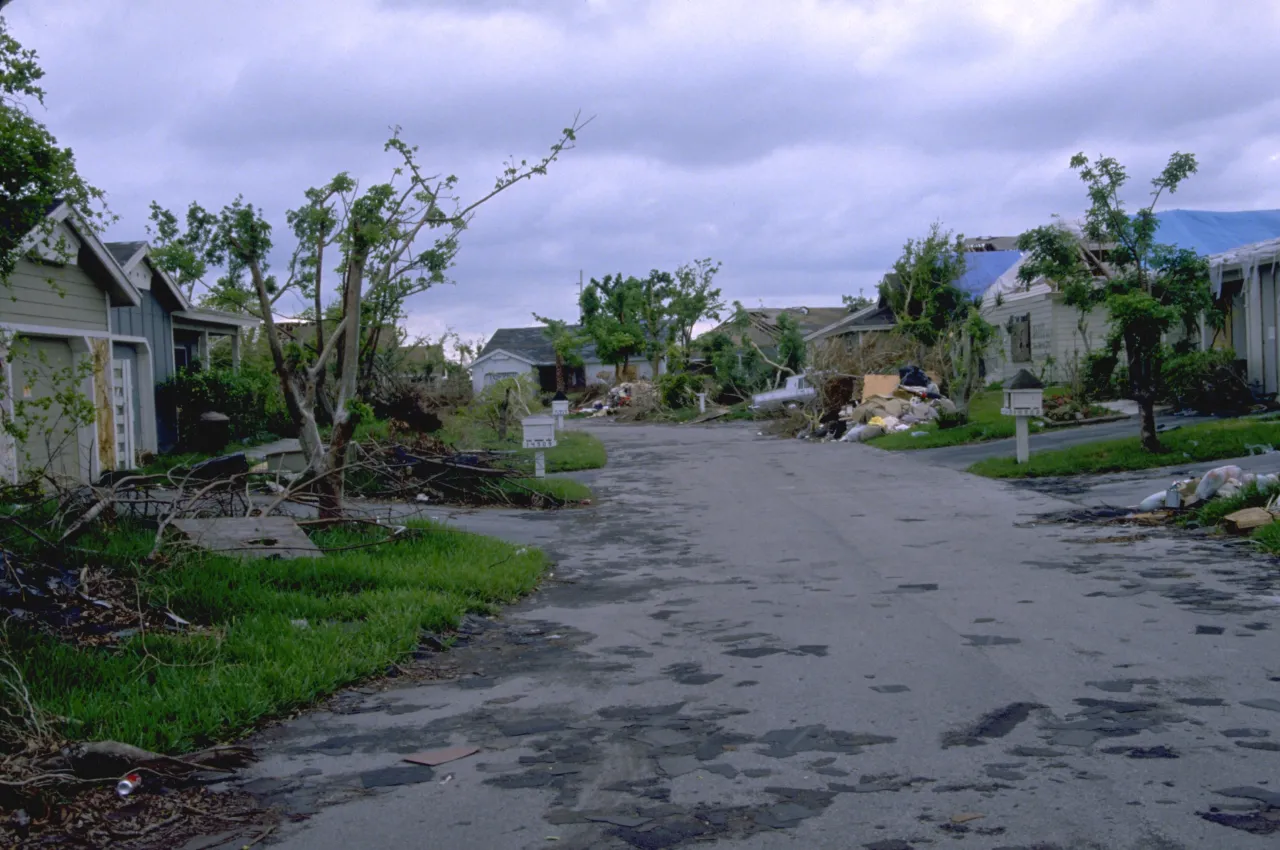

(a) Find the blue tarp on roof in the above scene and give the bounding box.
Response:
[1152,209,1280,256]
[955,250,1022,300]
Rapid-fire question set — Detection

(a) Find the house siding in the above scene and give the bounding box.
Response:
[982,291,1109,385]
[112,287,175,385]
[0,255,109,332]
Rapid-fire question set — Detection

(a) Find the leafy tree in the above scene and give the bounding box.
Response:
[775,312,806,374]
[635,268,675,378]
[152,120,584,515]
[882,223,969,348]
[580,272,644,379]
[841,293,874,311]
[532,313,585,393]
[1,16,109,286]
[1018,152,1210,451]
[668,258,724,370]
[884,222,992,412]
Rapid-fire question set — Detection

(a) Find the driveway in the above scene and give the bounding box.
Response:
[213,422,1280,850]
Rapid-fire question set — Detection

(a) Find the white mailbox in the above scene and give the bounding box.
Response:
[521,415,557,449]
[551,399,570,416]
[1000,369,1044,465]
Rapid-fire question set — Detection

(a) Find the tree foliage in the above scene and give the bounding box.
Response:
[0,16,109,285]
[579,272,644,376]
[532,313,586,393]
[1018,152,1210,451]
[669,258,724,368]
[882,223,970,348]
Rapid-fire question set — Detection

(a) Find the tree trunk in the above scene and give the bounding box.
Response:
[1125,336,1162,453]
[498,387,511,441]
[555,353,565,394]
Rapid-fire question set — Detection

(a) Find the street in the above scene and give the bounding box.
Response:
[218,423,1280,850]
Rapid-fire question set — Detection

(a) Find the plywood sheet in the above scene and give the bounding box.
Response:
[861,374,900,403]
[171,516,321,560]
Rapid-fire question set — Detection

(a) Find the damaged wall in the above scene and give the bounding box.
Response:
[982,291,1109,385]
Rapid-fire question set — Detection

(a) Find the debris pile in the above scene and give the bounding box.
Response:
[1137,464,1280,513]
[831,366,956,443]
[611,380,661,421]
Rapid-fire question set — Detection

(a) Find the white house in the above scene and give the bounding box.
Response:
[469,325,659,395]
[1208,236,1280,393]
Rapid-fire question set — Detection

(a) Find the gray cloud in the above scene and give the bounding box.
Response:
[7,0,1280,344]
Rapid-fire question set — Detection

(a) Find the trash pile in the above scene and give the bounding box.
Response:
[1136,464,1280,512]
[834,366,957,443]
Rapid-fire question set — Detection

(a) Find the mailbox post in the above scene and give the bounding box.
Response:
[697,392,707,414]
[1000,369,1044,465]
[551,398,569,431]
[522,415,557,478]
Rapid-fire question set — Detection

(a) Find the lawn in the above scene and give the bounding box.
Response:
[7,520,546,753]
[870,389,1062,450]
[970,414,1280,478]
[442,422,608,474]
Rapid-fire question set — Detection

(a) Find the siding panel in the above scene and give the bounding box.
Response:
[0,258,108,332]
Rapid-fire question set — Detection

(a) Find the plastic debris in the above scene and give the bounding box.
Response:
[116,772,142,798]
[1138,491,1167,512]
[1194,465,1244,501]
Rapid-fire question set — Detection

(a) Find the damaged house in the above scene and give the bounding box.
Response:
[470,325,657,394]
[1208,226,1280,394]
[982,210,1280,386]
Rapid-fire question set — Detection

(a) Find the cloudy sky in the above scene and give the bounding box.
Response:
[8,0,1280,348]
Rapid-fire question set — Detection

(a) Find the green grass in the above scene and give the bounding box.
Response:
[500,476,593,504]
[442,422,608,474]
[8,520,546,754]
[970,415,1280,478]
[1252,521,1280,554]
[871,389,1063,450]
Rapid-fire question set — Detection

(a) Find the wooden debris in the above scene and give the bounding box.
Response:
[951,812,985,824]
[1223,507,1276,534]
[171,517,322,560]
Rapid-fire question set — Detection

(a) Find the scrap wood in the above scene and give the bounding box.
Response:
[951,812,985,824]
[1223,507,1276,533]
[860,374,901,402]
[403,746,479,767]
[170,517,322,560]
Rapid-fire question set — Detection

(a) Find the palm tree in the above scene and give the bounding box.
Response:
[533,314,586,394]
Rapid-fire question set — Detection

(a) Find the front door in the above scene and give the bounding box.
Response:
[112,359,135,469]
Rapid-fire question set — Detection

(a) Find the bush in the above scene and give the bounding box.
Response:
[156,365,293,449]
[1160,348,1250,414]
[1082,351,1119,400]
[656,372,703,409]
[936,410,968,429]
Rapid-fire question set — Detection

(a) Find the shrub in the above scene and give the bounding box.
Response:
[656,372,703,409]
[1160,348,1250,414]
[936,410,968,429]
[1082,351,1119,400]
[157,365,293,449]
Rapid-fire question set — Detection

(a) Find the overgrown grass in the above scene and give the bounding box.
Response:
[970,415,1280,478]
[501,476,593,504]
[442,421,608,474]
[871,389,1060,450]
[6,521,546,753]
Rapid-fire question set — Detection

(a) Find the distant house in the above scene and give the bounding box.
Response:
[1208,230,1280,395]
[105,242,259,453]
[469,325,662,395]
[0,202,142,483]
[805,252,1022,351]
[983,210,1280,385]
[700,306,849,359]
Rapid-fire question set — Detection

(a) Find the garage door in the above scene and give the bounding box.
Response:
[11,336,83,483]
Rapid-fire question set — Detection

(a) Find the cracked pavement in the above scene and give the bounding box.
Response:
[201,423,1280,849]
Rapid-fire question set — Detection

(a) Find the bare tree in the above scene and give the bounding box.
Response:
[154,117,588,516]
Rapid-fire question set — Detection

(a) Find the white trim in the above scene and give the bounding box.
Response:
[173,309,261,329]
[111,335,158,454]
[470,347,541,369]
[17,202,142,308]
[0,322,112,340]
[120,245,148,275]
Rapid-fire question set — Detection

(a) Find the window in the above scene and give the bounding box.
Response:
[174,346,189,370]
[484,371,518,387]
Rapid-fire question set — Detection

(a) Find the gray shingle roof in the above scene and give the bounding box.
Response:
[105,241,147,268]
[480,326,598,364]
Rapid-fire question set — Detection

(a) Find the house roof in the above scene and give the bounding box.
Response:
[954,250,1023,301]
[964,235,1021,252]
[700,306,849,351]
[21,202,141,308]
[803,304,897,343]
[477,325,599,366]
[105,241,147,270]
[1151,209,1280,257]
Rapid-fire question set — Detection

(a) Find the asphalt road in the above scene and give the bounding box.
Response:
[212,422,1280,850]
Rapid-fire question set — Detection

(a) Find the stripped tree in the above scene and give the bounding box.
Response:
[154,118,586,515]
